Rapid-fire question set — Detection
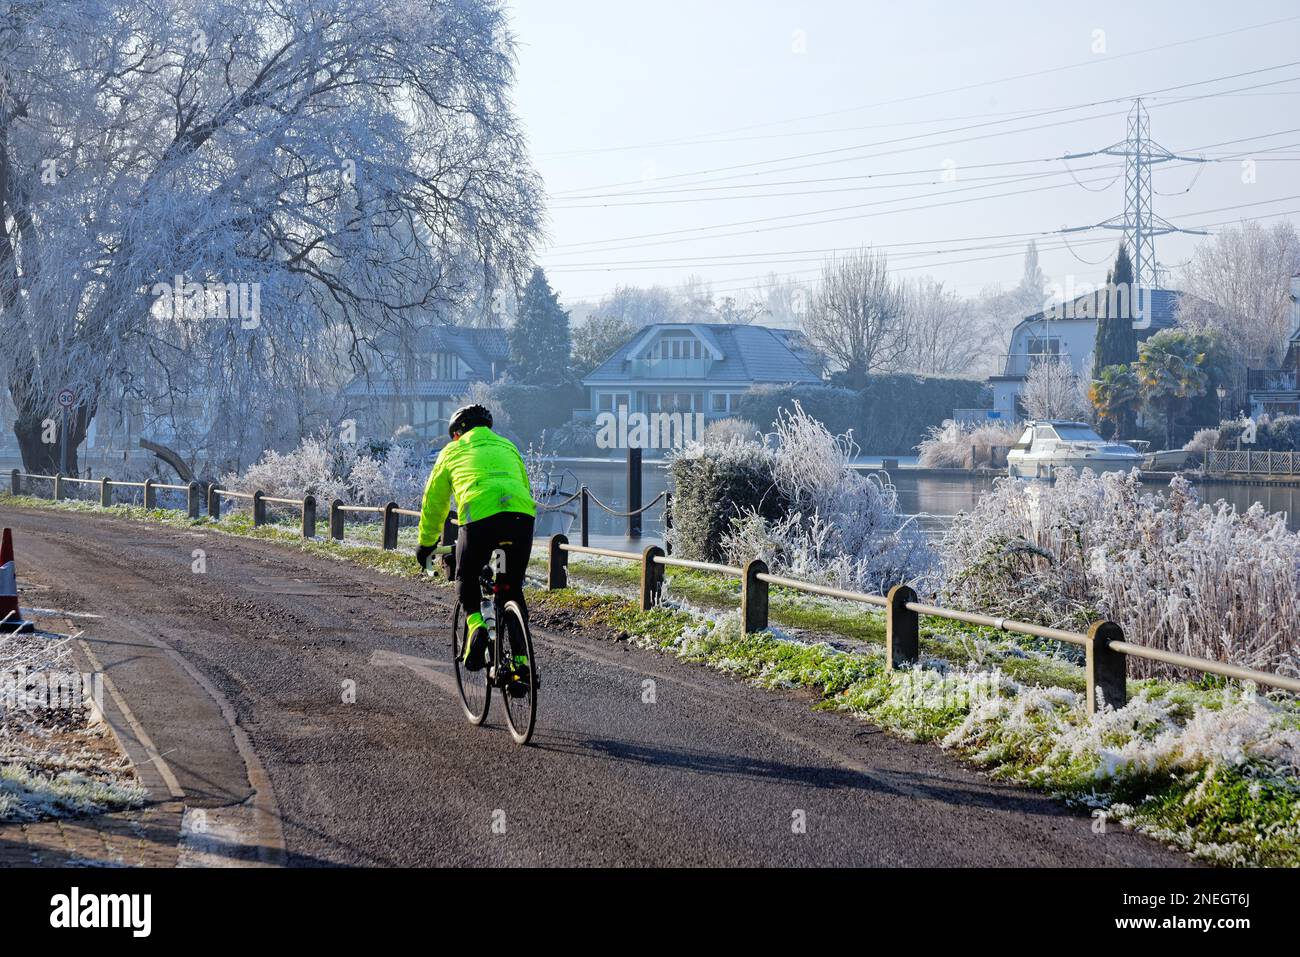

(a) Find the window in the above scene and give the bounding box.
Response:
[1054,425,1104,442]
[598,392,631,413]
[710,392,746,413]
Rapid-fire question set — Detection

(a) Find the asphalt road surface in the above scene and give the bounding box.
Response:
[1,504,1193,867]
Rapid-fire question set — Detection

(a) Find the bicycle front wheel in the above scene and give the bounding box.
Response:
[499,601,537,746]
[452,601,491,726]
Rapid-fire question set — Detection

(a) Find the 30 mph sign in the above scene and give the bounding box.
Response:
[57,388,76,409]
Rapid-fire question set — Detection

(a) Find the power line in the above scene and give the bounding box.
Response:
[542,13,1300,158]
[542,128,1300,256]
[548,63,1300,198]
[553,197,1300,301]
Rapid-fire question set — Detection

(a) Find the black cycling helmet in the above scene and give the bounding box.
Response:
[448,403,493,438]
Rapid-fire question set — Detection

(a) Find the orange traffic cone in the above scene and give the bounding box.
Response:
[0,527,35,633]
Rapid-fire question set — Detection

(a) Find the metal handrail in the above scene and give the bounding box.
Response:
[905,601,1087,646]
[560,543,643,562]
[757,572,888,607]
[261,495,305,506]
[214,488,255,500]
[1109,640,1300,694]
[393,507,421,518]
[658,555,743,577]
[337,504,383,514]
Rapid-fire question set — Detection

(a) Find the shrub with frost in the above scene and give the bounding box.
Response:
[700,417,758,446]
[917,419,1021,468]
[1183,427,1220,453]
[718,403,935,592]
[940,468,1300,677]
[222,430,427,510]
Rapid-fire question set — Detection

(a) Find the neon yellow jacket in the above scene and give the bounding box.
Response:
[418,427,537,546]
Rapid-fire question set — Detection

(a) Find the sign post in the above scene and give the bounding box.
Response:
[57,388,76,476]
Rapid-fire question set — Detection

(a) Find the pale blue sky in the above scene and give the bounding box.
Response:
[508,1,1300,307]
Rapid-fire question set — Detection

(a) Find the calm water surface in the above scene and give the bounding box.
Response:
[550,458,1300,549]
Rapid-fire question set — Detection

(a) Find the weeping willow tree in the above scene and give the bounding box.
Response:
[1,0,543,474]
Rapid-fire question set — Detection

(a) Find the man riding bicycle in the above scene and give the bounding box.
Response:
[415,403,536,673]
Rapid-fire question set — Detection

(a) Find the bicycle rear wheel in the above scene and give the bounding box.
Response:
[452,601,491,725]
[499,601,537,746]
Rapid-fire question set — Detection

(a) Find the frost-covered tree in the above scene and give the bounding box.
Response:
[804,248,906,388]
[0,0,542,473]
[1178,220,1300,376]
[895,277,990,376]
[1021,359,1090,421]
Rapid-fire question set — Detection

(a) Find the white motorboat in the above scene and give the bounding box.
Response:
[1007,420,1143,479]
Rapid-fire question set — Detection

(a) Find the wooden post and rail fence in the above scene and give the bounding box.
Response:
[9,467,1300,713]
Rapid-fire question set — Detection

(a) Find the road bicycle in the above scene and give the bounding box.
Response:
[428,543,538,745]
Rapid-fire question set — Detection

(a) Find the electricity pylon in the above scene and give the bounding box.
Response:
[1063,98,1209,318]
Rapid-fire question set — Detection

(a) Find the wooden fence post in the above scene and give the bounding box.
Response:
[329,499,344,541]
[382,502,399,550]
[302,495,317,538]
[100,477,111,508]
[186,482,201,519]
[143,478,155,510]
[1086,621,1127,714]
[208,486,222,520]
[640,544,665,611]
[742,559,769,634]
[54,473,63,501]
[886,584,920,671]
[9,469,18,495]
[547,534,568,590]
[252,490,266,526]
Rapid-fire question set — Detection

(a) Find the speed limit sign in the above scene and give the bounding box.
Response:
[57,388,76,409]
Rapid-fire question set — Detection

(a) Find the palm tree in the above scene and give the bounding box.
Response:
[1137,331,1209,449]
[1089,364,1141,440]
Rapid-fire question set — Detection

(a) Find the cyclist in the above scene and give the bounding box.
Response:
[415,403,536,673]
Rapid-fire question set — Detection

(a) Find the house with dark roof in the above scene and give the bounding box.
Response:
[580,322,823,421]
[1244,273,1300,419]
[343,325,509,444]
[984,287,1182,421]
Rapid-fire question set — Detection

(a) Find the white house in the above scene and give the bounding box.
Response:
[1244,273,1300,419]
[986,287,1181,420]
[579,323,823,422]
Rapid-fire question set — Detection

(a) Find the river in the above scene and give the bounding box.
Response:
[547,456,1300,549]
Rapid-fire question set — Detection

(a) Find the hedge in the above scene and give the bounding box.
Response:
[736,376,990,454]
[666,443,788,564]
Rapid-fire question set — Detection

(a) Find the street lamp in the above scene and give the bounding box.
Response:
[1216,386,1226,424]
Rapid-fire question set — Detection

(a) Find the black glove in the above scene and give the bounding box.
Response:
[415,543,436,571]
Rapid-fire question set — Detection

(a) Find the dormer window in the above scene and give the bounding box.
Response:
[650,333,704,361]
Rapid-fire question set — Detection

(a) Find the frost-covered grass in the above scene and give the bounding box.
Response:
[941,469,1300,680]
[529,586,1300,866]
[0,625,145,823]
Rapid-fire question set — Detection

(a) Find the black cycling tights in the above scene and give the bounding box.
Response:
[455,511,535,624]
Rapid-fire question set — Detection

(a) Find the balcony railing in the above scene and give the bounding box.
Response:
[1246,369,1298,393]
[628,356,713,379]
[995,353,1072,378]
